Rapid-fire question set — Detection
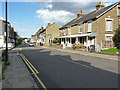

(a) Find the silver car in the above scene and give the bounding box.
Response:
[28,42,34,47]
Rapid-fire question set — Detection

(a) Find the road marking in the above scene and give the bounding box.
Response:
[21,54,39,74]
[20,54,47,90]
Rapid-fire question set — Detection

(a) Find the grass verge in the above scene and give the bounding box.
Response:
[100,48,120,55]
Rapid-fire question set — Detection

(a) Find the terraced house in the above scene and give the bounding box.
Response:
[0,18,18,48]
[32,23,60,46]
[58,1,120,49]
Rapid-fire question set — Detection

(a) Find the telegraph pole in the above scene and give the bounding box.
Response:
[5,0,8,64]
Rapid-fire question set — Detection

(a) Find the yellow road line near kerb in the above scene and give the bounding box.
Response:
[21,54,39,74]
[20,54,47,90]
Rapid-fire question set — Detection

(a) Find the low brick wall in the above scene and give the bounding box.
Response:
[0,50,2,59]
[0,61,2,80]
[0,49,2,80]
[0,49,5,80]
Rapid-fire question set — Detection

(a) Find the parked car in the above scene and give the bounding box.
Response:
[28,42,34,47]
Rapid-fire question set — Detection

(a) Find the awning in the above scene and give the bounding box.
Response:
[89,32,97,37]
[57,33,97,38]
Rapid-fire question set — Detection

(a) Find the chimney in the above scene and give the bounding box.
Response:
[96,1,105,10]
[77,10,84,18]
[48,23,51,26]
[41,26,44,29]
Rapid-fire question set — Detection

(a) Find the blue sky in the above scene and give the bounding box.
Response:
[1,2,45,38]
[0,1,118,38]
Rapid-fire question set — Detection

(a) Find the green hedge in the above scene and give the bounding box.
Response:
[53,39,60,44]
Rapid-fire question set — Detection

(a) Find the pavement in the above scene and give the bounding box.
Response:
[0,49,2,90]
[20,44,119,88]
[2,47,38,89]
[0,61,2,90]
[39,46,119,62]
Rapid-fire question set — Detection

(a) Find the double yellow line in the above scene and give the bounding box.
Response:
[20,53,47,90]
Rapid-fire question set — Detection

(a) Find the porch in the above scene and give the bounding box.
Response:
[57,33,96,47]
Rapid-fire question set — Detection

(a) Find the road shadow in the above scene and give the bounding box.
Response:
[20,47,119,88]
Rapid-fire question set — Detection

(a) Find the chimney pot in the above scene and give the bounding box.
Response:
[48,23,50,26]
[77,10,84,18]
[41,27,44,29]
[96,1,105,10]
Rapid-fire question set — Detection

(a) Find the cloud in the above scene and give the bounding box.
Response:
[35,2,98,25]
[46,4,53,9]
[14,28,33,33]
[50,2,97,13]
[0,17,5,20]
[36,2,96,25]
[36,9,75,25]
[2,0,114,2]
[35,1,117,26]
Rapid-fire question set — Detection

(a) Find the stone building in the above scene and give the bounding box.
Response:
[58,1,120,49]
[32,23,60,46]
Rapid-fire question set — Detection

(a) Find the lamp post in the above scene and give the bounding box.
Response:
[5,0,8,64]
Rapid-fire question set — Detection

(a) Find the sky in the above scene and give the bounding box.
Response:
[0,0,119,38]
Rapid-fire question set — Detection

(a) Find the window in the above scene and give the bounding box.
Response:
[79,24,82,33]
[68,28,71,35]
[117,5,120,16]
[63,30,66,35]
[88,22,92,32]
[105,36,112,41]
[105,34,113,41]
[106,20,112,31]
[118,8,120,16]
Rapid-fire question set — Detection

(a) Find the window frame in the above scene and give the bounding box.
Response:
[105,18,113,32]
[68,28,71,35]
[87,21,92,32]
[105,34,113,41]
[117,5,120,16]
[79,24,82,33]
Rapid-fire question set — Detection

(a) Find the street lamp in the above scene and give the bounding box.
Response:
[5,0,8,64]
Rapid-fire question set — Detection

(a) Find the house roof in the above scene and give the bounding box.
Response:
[60,1,119,29]
[60,17,81,29]
[46,22,56,29]
[40,29,46,33]
[74,2,119,24]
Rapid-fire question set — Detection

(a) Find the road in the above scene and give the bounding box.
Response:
[19,44,119,88]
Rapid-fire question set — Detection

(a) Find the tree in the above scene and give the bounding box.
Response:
[113,27,120,49]
[17,37,25,45]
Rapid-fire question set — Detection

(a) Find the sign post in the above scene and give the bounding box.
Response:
[5,0,8,64]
